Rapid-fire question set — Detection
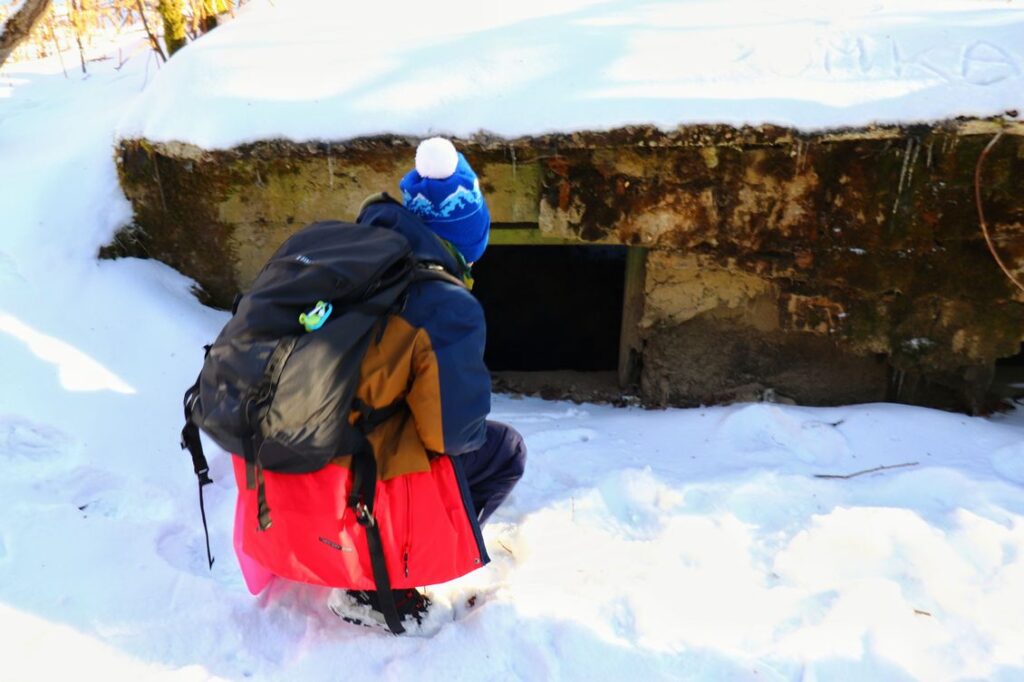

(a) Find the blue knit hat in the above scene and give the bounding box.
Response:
[399,138,491,263]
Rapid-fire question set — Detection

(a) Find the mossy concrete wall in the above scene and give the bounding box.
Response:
[110,121,1024,412]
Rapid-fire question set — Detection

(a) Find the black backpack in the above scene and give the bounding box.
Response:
[179,220,462,633]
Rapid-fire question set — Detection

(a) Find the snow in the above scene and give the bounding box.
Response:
[116,0,1024,148]
[3,20,1024,682]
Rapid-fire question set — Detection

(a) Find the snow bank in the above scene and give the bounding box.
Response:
[3,24,1024,682]
[116,0,1024,148]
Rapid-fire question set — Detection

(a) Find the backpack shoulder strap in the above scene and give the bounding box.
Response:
[357,191,400,216]
[413,261,468,289]
[346,396,412,635]
[181,376,215,569]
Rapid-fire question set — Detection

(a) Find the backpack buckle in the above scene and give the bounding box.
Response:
[354,502,375,528]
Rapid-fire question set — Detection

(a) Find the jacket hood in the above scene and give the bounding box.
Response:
[356,193,463,277]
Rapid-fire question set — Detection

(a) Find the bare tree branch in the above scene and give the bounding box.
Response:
[135,0,166,62]
[975,132,1024,295]
[814,462,919,480]
[44,9,67,77]
[0,0,54,69]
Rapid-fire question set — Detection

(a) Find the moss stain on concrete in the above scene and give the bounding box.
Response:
[110,122,1024,412]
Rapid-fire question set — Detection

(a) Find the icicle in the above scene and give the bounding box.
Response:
[890,138,914,219]
[905,138,921,196]
[794,139,807,172]
[893,368,906,400]
[150,152,168,213]
[897,138,915,195]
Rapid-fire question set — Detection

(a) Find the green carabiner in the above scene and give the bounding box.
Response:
[299,300,333,332]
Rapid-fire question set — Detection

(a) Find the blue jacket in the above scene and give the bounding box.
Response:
[355,193,491,459]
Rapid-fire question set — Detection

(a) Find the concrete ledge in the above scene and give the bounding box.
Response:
[109,120,1024,412]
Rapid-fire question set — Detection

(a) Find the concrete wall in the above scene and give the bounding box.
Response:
[110,121,1024,412]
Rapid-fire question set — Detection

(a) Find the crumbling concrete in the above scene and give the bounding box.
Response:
[110,120,1024,412]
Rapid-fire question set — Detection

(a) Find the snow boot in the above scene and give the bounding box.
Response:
[328,588,431,631]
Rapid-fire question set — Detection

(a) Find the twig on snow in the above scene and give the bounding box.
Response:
[814,461,919,480]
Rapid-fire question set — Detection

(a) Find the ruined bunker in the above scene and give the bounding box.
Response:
[110,121,1024,413]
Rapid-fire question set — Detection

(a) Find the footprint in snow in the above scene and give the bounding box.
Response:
[156,523,218,577]
[605,596,638,641]
[0,414,76,474]
[716,404,850,464]
[991,442,1024,485]
[36,465,175,521]
[0,251,26,285]
[594,469,682,540]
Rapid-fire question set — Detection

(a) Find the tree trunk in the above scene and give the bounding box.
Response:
[199,0,230,34]
[70,0,88,74]
[44,10,67,77]
[157,0,187,56]
[0,0,54,69]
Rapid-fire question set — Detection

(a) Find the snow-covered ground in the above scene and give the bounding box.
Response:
[2,8,1024,681]
[117,0,1024,147]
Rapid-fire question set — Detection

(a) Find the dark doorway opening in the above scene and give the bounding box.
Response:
[994,343,1024,402]
[471,245,627,372]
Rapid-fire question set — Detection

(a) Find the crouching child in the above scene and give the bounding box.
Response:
[181,138,526,634]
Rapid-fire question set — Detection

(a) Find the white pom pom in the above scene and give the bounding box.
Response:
[415,137,459,179]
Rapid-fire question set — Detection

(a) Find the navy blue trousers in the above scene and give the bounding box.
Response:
[456,421,526,526]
